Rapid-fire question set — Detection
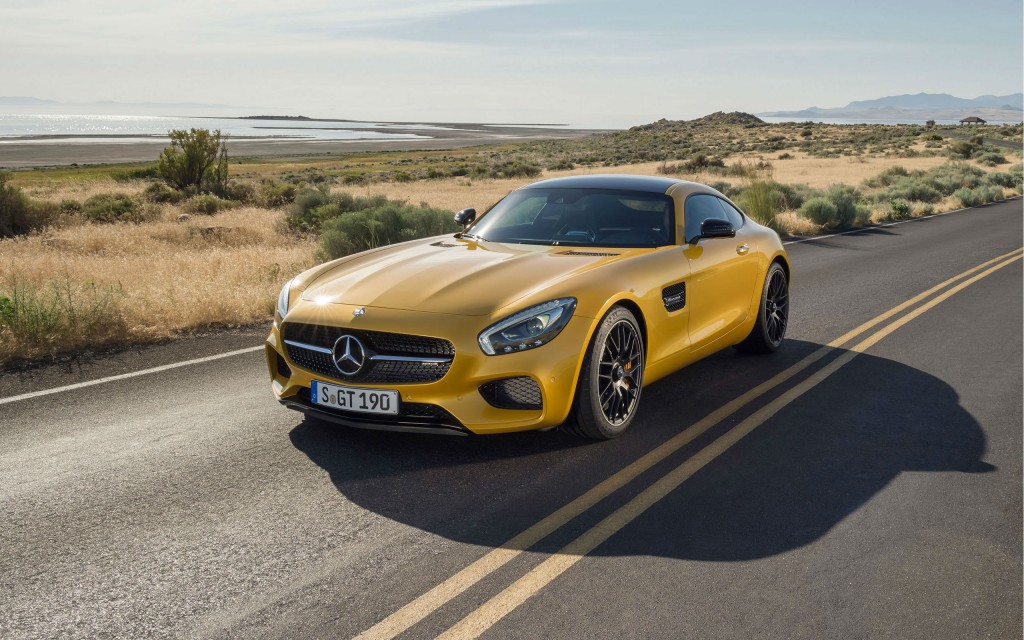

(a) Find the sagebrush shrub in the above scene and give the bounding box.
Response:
[183,194,233,215]
[82,193,146,223]
[0,172,59,237]
[798,197,838,226]
[885,179,943,203]
[319,202,458,260]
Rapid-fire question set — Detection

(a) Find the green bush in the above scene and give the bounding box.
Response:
[0,172,59,237]
[953,186,1004,208]
[547,160,575,171]
[252,180,296,207]
[708,181,740,198]
[884,178,943,203]
[734,181,784,231]
[183,194,234,215]
[974,151,1008,166]
[772,182,820,210]
[287,187,390,234]
[984,172,1021,189]
[798,197,839,226]
[81,193,145,223]
[887,198,911,219]
[952,187,980,208]
[157,128,229,193]
[319,202,459,260]
[862,165,909,188]
[112,165,159,182]
[825,184,861,228]
[60,199,83,213]
[143,182,184,204]
[855,204,873,226]
[485,160,542,179]
[920,162,985,195]
[948,140,975,159]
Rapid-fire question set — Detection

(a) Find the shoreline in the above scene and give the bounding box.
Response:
[0,124,603,168]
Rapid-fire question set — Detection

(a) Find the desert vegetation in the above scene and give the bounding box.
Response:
[1,117,1020,363]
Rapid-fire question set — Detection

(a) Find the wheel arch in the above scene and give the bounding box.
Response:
[586,295,649,360]
[769,252,791,283]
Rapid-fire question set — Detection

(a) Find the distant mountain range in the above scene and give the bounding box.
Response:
[758,92,1023,121]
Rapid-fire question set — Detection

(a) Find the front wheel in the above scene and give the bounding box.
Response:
[566,306,645,439]
[736,262,789,354]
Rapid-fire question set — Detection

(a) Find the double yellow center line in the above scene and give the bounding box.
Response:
[357,247,1023,640]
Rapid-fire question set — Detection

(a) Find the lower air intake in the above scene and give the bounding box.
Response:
[479,377,542,410]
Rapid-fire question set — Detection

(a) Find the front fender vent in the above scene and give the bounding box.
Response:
[662,282,686,312]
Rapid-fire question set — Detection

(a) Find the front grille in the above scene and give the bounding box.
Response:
[283,322,454,384]
[479,376,543,410]
[285,323,454,356]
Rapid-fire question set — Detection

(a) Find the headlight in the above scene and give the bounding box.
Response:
[276,280,293,323]
[479,298,577,355]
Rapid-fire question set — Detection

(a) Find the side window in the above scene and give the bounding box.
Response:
[715,198,745,230]
[684,194,725,244]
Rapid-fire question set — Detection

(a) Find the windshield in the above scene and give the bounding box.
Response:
[467,188,675,248]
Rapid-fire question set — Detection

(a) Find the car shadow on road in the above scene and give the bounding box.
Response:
[289,339,991,560]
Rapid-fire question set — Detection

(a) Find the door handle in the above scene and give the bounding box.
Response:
[736,243,750,255]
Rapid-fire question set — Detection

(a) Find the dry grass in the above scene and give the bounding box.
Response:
[774,211,821,236]
[746,152,960,189]
[0,207,315,362]
[19,179,148,203]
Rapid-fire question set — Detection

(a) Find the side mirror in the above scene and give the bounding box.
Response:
[454,208,476,228]
[698,218,735,240]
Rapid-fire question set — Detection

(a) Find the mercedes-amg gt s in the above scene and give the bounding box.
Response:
[267,175,790,438]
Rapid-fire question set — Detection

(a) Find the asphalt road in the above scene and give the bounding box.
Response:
[2,200,1022,639]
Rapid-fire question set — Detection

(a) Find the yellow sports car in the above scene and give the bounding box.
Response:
[266,175,790,438]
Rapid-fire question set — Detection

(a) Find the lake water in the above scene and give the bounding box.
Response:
[0,114,438,143]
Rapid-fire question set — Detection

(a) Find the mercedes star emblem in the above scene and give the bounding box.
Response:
[332,335,366,376]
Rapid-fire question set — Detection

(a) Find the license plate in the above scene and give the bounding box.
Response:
[310,380,399,415]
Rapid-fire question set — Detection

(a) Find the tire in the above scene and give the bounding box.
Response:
[566,306,645,439]
[735,261,789,354]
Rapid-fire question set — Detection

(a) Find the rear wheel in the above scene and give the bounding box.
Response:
[566,306,644,439]
[736,261,789,354]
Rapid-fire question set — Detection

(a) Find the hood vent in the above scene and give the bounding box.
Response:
[558,250,618,257]
[431,241,459,248]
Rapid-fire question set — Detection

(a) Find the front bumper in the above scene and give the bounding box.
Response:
[266,303,593,434]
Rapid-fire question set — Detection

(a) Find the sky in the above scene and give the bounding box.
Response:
[0,0,1021,128]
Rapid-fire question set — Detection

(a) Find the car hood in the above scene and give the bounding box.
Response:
[299,237,634,316]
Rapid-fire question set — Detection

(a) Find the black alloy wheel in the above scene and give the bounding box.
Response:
[568,306,645,439]
[736,261,789,354]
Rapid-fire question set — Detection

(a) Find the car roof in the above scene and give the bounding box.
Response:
[521,174,683,194]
